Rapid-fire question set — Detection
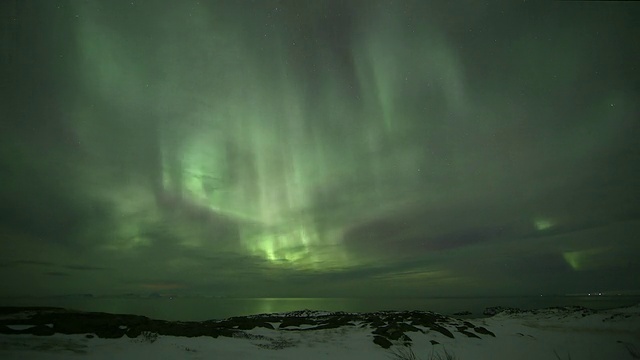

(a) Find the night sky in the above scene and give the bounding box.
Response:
[1,0,639,298]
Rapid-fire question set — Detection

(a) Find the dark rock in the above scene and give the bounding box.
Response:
[279,317,317,328]
[456,327,481,338]
[95,327,125,339]
[372,324,406,340]
[398,323,422,333]
[218,317,273,331]
[430,340,440,345]
[0,306,63,316]
[474,326,495,337]
[125,325,144,338]
[373,335,393,349]
[30,325,55,336]
[427,324,454,338]
[408,312,442,327]
[453,311,472,316]
[483,306,521,316]
[303,316,355,331]
[387,330,405,341]
[0,325,18,334]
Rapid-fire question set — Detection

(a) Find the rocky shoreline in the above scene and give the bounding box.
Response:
[0,306,496,349]
[2,305,638,359]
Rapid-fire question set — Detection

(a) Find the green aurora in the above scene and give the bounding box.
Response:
[1,0,639,298]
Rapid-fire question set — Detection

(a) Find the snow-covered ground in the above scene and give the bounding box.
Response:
[0,305,638,359]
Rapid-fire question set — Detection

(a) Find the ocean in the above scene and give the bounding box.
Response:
[2,295,639,321]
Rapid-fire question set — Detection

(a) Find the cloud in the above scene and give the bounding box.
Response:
[12,260,55,266]
[45,272,70,277]
[0,260,109,272]
[1,1,638,298]
[63,265,107,271]
[138,282,186,291]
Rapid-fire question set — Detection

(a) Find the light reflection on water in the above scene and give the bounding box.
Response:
[1,296,639,321]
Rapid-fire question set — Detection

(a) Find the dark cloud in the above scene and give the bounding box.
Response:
[45,272,70,277]
[63,265,107,271]
[0,0,638,298]
[0,260,109,272]
[12,260,55,267]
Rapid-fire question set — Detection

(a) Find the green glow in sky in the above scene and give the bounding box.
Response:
[70,1,470,270]
[563,251,584,271]
[534,219,554,231]
[1,0,639,298]
[562,248,608,271]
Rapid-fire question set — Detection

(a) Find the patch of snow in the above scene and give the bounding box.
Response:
[284,324,316,330]
[5,324,36,331]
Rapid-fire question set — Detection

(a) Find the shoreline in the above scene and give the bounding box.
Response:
[1,304,639,359]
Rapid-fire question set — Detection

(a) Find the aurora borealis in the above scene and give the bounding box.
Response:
[1,0,639,298]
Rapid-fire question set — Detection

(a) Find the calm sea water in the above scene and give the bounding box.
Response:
[1,296,639,321]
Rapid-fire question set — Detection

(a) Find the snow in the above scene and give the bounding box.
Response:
[0,305,638,359]
[5,325,36,331]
